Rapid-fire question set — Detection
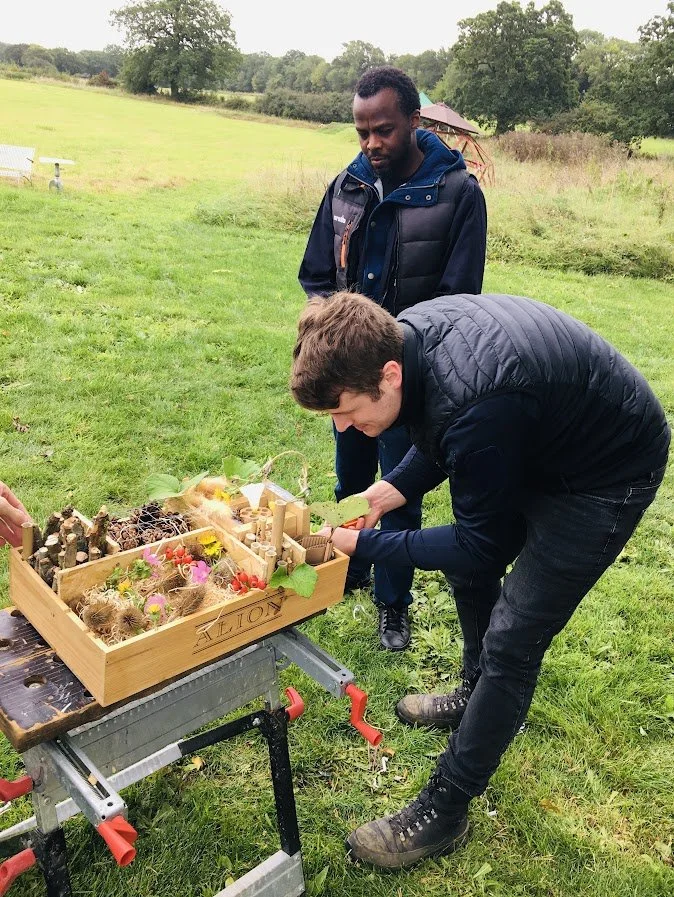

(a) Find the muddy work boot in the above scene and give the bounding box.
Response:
[396,673,476,730]
[346,772,470,869]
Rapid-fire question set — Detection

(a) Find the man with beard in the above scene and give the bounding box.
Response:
[299,66,486,651]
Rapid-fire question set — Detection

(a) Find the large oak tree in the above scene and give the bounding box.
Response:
[111,0,239,98]
[446,0,578,134]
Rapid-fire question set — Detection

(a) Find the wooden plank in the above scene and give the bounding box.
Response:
[0,607,102,751]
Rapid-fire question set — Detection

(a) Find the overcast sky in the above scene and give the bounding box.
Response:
[2,0,670,57]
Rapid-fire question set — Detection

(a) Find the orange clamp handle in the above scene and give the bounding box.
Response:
[0,776,33,802]
[0,848,36,895]
[345,683,382,746]
[284,687,305,722]
[340,518,361,530]
[96,816,138,867]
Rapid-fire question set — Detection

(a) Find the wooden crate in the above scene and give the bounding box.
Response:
[9,527,348,706]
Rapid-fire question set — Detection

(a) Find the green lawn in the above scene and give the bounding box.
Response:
[0,79,673,897]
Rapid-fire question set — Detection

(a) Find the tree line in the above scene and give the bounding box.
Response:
[1,0,672,141]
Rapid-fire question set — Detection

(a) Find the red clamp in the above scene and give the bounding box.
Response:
[0,848,36,895]
[0,777,33,802]
[97,816,138,867]
[345,683,382,746]
[284,687,305,722]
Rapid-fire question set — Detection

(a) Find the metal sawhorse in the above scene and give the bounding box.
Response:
[0,609,380,897]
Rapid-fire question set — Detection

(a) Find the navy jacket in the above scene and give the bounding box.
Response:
[298,130,486,312]
[353,294,670,576]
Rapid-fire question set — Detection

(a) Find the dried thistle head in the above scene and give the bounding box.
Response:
[210,556,238,587]
[81,601,115,633]
[168,583,206,619]
[111,603,147,641]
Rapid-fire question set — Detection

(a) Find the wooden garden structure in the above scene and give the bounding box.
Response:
[420,100,495,186]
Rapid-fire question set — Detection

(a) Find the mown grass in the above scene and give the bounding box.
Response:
[0,79,672,897]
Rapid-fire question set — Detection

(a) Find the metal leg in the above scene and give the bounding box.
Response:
[31,828,72,897]
[258,710,301,857]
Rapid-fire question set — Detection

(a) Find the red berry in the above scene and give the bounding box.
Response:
[165,548,174,560]
[257,579,267,590]
[175,546,185,558]
[231,578,241,591]
[183,554,193,564]
[238,571,249,585]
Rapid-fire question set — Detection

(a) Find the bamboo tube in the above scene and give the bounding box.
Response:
[265,548,277,582]
[21,522,34,561]
[271,500,286,557]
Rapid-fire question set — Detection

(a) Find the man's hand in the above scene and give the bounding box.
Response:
[360,481,406,528]
[327,524,360,557]
[315,481,407,557]
[0,482,32,548]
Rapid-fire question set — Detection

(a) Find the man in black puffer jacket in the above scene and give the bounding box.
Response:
[291,291,670,871]
[299,66,486,651]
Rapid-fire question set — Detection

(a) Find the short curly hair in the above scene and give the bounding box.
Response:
[354,66,421,117]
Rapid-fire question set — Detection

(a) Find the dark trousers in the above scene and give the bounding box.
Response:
[438,465,667,798]
[334,424,422,606]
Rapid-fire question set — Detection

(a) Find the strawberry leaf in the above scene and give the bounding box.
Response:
[146,471,208,501]
[309,496,370,527]
[270,562,318,598]
[146,473,182,500]
[221,456,262,483]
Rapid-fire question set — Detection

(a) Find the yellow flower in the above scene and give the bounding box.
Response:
[203,540,223,557]
[214,489,231,503]
[118,578,132,594]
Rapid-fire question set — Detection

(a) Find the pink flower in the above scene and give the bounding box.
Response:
[143,548,162,567]
[144,594,167,622]
[190,561,211,584]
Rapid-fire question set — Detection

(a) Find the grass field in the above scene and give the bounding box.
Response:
[0,78,673,897]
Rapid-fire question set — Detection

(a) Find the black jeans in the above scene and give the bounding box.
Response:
[334,423,422,606]
[439,465,667,797]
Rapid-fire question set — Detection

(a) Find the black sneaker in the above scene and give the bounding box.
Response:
[378,604,410,651]
[346,772,469,869]
[396,673,475,729]
[344,573,372,594]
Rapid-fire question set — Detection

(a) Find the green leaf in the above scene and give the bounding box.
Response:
[307,865,329,896]
[221,456,262,482]
[180,470,209,492]
[309,496,370,527]
[146,471,208,501]
[270,562,318,598]
[473,862,493,880]
[146,473,182,500]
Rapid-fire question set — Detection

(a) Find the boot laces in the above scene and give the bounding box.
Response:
[432,677,474,713]
[389,773,443,842]
[381,605,406,634]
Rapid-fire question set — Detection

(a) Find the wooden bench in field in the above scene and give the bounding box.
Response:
[0,144,35,184]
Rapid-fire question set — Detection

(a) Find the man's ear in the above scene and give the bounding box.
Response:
[381,360,403,389]
[410,109,420,131]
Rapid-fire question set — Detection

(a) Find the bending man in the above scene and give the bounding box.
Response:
[291,291,669,870]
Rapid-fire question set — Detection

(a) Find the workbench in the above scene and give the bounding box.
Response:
[0,607,379,896]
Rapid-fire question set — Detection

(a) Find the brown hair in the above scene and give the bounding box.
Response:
[291,291,404,410]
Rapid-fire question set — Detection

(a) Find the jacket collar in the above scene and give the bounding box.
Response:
[347,129,466,189]
[394,323,424,429]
